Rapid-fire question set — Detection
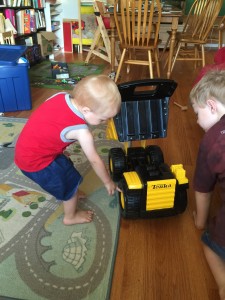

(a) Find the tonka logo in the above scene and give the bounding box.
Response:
[152,184,172,189]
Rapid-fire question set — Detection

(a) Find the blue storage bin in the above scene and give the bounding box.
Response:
[0,45,32,112]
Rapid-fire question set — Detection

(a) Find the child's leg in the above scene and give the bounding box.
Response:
[63,191,93,225]
[77,189,87,200]
[203,244,225,300]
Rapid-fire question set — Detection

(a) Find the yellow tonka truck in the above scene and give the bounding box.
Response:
[106,79,189,218]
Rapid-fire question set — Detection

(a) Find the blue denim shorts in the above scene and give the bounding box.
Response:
[21,154,82,201]
[201,230,225,261]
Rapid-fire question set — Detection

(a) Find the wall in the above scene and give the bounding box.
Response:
[62,0,79,19]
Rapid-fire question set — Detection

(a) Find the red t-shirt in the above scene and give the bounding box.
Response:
[15,92,88,172]
[194,114,225,247]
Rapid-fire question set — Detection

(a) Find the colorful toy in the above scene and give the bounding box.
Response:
[106,79,189,218]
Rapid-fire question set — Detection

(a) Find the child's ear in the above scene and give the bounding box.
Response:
[206,99,217,113]
[81,106,91,115]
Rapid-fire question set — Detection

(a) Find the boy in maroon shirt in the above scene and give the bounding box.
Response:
[190,70,225,300]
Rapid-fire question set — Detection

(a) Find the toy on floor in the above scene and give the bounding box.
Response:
[106,79,189,218]
[174,101,188,111]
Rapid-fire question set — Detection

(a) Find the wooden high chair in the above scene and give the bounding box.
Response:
[85,1,119,66]
[0,30,15,45]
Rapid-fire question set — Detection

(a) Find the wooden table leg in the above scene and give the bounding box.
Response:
[167,17,178,79]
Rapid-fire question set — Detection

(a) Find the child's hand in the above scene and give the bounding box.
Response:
[193,211,205,230]
[105,180,122,196]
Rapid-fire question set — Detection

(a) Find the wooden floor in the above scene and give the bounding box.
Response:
[5,48,220,300]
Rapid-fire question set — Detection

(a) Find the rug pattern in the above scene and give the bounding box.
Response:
[0,117,122,300]
[29,61,105,90]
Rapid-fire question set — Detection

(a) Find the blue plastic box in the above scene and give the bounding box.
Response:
[0,45,32,112]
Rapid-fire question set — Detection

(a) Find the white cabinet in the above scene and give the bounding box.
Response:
[45,0,63,49]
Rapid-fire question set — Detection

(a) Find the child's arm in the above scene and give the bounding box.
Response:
[71,128,119,195]
[193,191,212,230]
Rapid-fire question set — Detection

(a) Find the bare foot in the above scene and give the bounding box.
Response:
[63,210,94,225]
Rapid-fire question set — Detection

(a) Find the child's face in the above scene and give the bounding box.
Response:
[192,101,218,132]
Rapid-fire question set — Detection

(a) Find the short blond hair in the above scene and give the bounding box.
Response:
[190,70,225,107]
[72,74,121,113]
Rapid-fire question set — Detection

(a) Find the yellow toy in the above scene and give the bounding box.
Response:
[106,79,189,218]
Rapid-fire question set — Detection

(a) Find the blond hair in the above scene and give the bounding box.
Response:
[72,74,121,113]
[190,69,225,107]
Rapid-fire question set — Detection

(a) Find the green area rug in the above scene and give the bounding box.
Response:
[0,117,122,300]
[29,61,105,90]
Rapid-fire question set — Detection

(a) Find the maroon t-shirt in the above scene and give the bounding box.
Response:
[194,114,225,247]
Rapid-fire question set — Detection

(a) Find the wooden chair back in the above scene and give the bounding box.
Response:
[183,0,223,42]
[0,30,15,45]
[114,0,162,49]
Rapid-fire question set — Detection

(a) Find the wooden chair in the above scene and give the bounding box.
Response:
[161,0,209,63]
[0,30,15,45]
[85,1,119,66]
[168,0,223,73]
[207,15,225,49]
[218,16,225,48]
[114,0,162,83]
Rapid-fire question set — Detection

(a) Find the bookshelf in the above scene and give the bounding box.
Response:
[0,0,46,46]
[45,0,62,49]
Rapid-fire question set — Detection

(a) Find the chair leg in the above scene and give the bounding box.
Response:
[115,41,121,60]
[160,35,171,61]
[154,49,160,77]
[85,27,101,64]
[115,49,126,83]
[126,49,132,74]
[201,45,205,67]
[101,26,112,63]
[148,50,153,79]
[194,45,198,69]
[171,42,181,72]
[163,39,178,70]
[218,30,222,49]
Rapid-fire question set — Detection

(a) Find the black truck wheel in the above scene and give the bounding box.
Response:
[119,178,142,218]
[174,188,188,214]
[109,147,126,182]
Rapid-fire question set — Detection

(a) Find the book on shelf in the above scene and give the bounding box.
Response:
[24,9,31,34]
[20,0,32,6]
[29,8,36,32]
[3,8,16,29]
[33,0,45,8]
[32,0,38,8]
[16,10,24,34]
[6,0,13,6]
[37,10,45,28]
[15,9,38,34]
[34,11,39,28]
[34,10,45,29]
